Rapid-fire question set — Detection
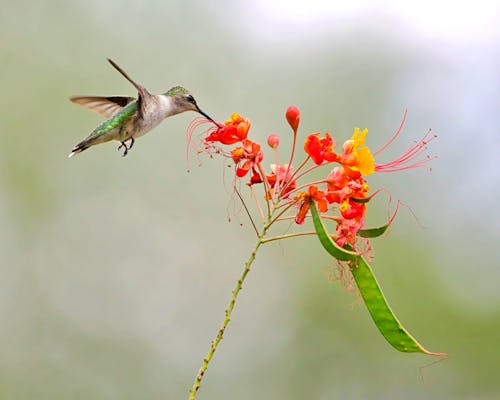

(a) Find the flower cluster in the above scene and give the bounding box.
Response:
[205,112,250,145]
[301,128,374,246]
[190,107,435,250]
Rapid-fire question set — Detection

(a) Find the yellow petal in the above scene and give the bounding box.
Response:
[225,112,242,125]
[356,146,375,176]
[351,127,369,148]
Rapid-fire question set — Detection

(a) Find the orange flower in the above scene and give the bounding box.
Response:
[294,185,328,224]
[205,112,250,145]
[231,139,263,178]
[324,165,369,245]
[335,216,366,247]
[304,132,339,165]
[325,166,369,204]
[339,198,366,220]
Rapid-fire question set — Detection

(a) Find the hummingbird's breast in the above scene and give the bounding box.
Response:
[133,95,173,138]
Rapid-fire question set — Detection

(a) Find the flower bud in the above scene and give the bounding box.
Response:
[267,133,280,149]
[285,105,300,132]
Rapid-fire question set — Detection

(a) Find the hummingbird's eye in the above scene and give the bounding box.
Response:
[186,94,195,103]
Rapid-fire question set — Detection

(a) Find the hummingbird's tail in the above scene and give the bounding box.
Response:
[68,125,118,157]
[68,140,91,158]
[68,134,107,158]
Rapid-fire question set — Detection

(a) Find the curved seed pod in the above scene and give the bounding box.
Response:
[310,202,358,261]
[351,256,446,355]
[310,201,446,356]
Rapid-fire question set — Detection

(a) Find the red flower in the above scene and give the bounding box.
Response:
[294,185,328,224]
[324,165,369,245]
[205,112,250,145]
[304,132,339,165]
[286,106,300,132]
[325,166,369,205]
[339,198,366,220]
[231,139,263,178]
[249,169,263,185]
[336,216,366,247]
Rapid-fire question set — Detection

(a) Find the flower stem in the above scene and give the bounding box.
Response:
[260,231,317,243]
[257,163,272,219]
[188,234,265,399]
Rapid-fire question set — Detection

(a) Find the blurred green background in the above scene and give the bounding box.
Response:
[1,1,499,399]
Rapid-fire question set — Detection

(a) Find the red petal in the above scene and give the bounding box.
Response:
[295,201,310,224]
[236,160,252,177]
[286,105,301,131]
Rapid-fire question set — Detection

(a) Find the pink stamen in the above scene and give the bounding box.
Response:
[289,163,323,185]
[277,156,310,198]
[373,110,407,156]
[284,130,297,190]
[289,179,330,197]
[186,118,209,170]
[375,129,437,173]
[186,117,239,172]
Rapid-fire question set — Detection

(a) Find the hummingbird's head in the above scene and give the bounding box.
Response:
[165,86,214,122]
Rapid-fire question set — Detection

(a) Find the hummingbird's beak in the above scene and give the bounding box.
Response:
[196,107,215,123]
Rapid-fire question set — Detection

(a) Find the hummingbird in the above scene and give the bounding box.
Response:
[68,58,214,158]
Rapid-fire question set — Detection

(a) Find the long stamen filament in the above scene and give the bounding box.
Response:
[283,128,298,189]
[278,156,310,198]
[250,186,266,223]
[373,109,407,156]
[234,185,259,236]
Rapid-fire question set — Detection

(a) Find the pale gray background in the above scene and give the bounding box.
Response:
[1,1,499,399]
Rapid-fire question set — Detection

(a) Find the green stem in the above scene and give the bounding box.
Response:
[188,234,265,399]
[267,201,296,226]
[261,231,317,243]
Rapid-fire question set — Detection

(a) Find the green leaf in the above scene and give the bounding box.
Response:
[310,201,358,261]
[309,201,446,356]
[358,223,389,238]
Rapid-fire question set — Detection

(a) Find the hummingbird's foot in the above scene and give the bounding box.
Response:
[118,141,129,156]
[117,138,135,157]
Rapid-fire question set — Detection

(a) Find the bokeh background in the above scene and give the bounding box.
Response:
[1,1,499,399]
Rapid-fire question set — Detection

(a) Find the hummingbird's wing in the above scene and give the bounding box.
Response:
[107,59,153,119]
[70,96,135,119]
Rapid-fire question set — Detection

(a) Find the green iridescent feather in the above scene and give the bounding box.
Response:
[164,86,190,96]
[89,101,138,137]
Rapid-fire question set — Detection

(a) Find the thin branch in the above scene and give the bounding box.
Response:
[250,185,265,223]
[283,128,298,187]
[261,231,318,243]
[279,155,310,197]
[268,201,296,227]
[234,185,259,236]
[256,163,272,219]
[188,236,265,399]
